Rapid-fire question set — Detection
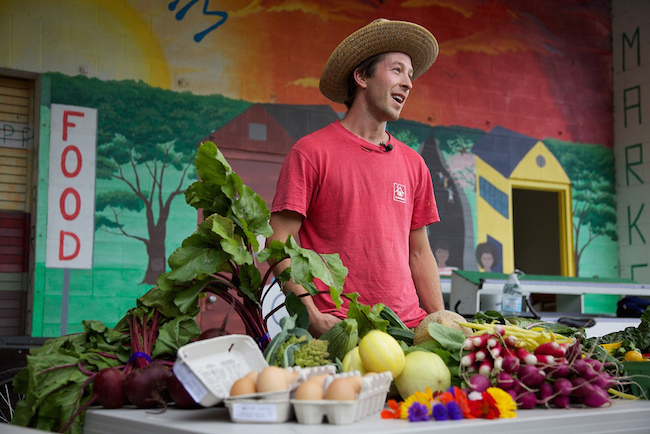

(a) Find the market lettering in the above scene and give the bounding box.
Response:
[622,27,640,71]
[624,86,642,128]
[625,143,644,186]
[631,264,648,281]
[628,204,646,245]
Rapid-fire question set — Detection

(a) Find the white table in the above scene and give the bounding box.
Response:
[83,400,650,434]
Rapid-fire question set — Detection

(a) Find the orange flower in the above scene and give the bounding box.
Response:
[380,399,402,419]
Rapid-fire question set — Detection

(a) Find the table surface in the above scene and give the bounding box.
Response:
[82,400,650,434]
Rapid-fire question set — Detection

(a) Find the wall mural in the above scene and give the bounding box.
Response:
[0,0,617,335]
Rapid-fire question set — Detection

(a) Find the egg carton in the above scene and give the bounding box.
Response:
[223,364,337,423]
[291,371,393,425]
[174,334,269,407]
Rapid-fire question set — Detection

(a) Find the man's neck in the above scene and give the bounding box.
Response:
[339,109,389,145]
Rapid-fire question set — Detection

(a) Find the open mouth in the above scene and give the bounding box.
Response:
[392,94,405,104]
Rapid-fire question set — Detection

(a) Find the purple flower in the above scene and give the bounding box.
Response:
[432,403,449,421]
[447,401,464,420]
[407,402,430,422]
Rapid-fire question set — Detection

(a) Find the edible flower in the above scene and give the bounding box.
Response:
[381,386,517,423]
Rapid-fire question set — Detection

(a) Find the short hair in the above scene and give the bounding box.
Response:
[476,242,499,267]
[344,53,388,109]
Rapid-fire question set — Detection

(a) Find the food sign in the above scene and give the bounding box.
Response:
[46,104,97,269]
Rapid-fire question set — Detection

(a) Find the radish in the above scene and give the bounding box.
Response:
[515,347,537,365]
[553,377,572,396]
[478,359,493,377]
[124,363,172,409]
[503,335,518,348]
[496,371,515,389]
[517,364,545,388]
[547,361,570,378]
[516,391,537,409]
[501,354,520,374]
[534,354,555,366]
[571,358,599,381]
[581,386,611,407]
[570,376,595,397]
[536,382,554,405]
[472,333,491,348]
[534,341,566,358]
[468,373,492,393]
[594,371,615,390]
[553,394,571,408]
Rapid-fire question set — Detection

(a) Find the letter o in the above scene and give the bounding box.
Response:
[60,188,81,220]
[61,145,82,177]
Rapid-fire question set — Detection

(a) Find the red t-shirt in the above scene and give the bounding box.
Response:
[271,121,440,327]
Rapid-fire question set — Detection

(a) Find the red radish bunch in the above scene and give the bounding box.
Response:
[461,331,617,409]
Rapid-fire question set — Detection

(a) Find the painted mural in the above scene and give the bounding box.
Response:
[0,0,618,335]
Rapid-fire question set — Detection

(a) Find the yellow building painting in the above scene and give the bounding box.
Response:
[475,126,574,277]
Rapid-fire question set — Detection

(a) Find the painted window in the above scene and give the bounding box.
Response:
[479,176,509,218]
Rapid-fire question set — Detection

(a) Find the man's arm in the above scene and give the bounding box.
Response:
[409,226,445,313]
[267,210,340,337]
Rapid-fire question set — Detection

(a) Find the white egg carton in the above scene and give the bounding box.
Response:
[173,334,337,423]
[291,371,393,425]
[224,364,337,423]
[174,334,269,407]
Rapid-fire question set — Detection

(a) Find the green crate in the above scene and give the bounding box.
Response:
[623,361,650,399]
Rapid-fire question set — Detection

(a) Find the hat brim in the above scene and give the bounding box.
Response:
[319,19,439,104]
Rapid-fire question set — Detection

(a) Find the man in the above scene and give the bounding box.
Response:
[268,19,444,336]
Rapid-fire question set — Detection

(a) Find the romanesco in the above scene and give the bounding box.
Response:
[274,335,331,367]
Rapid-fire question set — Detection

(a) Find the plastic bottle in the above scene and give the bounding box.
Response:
[501,270,524,315]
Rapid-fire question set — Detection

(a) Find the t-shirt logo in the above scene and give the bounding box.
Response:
[393,183,406,203]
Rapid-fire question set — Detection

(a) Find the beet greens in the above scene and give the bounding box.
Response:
[10,141,347,434]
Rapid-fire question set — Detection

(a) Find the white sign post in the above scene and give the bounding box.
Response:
[46,104,97,334]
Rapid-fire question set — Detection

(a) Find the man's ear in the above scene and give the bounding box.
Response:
[353,68,368,90]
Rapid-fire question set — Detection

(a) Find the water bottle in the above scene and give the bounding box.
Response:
[502,270,524,315]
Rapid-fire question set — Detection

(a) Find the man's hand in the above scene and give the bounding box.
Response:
[307,311,341,338]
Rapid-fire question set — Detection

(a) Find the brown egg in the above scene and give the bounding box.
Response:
[230,376,256,396]
[346,375,364,392]
[324,377,359,401]
[294,379,324,400]
[256,366,291,393]
[307,374,330,388]
[244,370,259,384]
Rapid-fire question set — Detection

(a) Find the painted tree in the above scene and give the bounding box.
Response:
[49,73,251,283]
[546,140,617,276]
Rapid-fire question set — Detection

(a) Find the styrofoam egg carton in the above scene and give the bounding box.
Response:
[292,371,393,425]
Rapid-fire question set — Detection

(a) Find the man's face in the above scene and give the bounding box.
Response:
[362,52,413,122]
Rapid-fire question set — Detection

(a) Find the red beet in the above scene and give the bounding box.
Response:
[168,372,200,409]
[124,364,171,409]
[94,368,127,409]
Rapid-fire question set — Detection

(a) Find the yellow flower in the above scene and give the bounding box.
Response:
[486,387,517,418]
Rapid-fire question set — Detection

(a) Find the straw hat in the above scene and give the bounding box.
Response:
[319,19,439,104]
